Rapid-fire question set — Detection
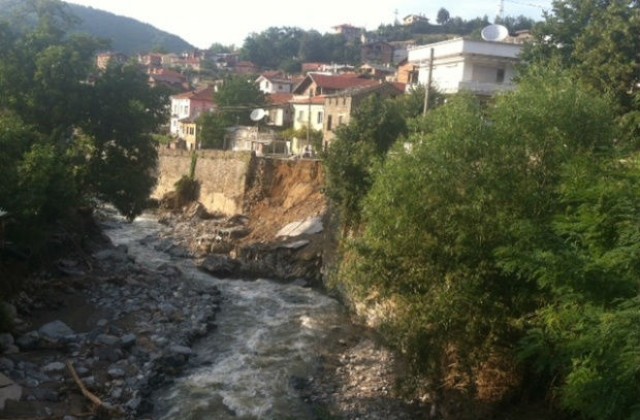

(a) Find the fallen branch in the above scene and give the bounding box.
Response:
[66,360,122,416]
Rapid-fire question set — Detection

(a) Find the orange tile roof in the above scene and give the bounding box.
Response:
[267,93,294,106]
[310,74,377,91]
[172,86,215,102]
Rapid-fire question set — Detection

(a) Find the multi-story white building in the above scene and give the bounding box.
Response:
[408,37,522,96]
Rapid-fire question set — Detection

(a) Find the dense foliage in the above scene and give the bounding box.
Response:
[198,76,266,149]
[0,0,166,256]
[0,0,193,55]
[330,68,640,418]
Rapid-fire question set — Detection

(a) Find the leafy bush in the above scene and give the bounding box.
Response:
[334,68,640,416]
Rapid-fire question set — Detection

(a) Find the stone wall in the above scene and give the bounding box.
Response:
[153,149,254,215]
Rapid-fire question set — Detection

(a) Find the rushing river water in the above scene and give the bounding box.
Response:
[103,212,356,419]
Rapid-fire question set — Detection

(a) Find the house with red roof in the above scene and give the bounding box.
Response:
[170,86,217,149]
[148,68,189,91]
[292,73,379,97]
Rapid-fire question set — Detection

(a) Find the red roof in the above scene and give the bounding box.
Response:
[172,86,215,102]
[293,73,378,94]
[267,93,294,106]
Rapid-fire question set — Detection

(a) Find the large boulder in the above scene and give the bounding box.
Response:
[198,255,240,278]
[38,320,75,341]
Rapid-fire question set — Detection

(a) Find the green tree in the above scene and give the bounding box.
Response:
[436,7,450,25]
[81,62,166,220]
[334,68,640,415]
[198,76,266,149]
[523,0,640,116]
[240,26,304,69]
[324,95,406,230]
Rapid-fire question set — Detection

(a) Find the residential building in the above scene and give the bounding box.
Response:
[170,87,217,149]
[292,73,378,97]
[256,72,294,94]
[234,61,259,75]
[332,24,362,43]
[396,60,419,85]
[323,81,406,146]
[361,41,395,65]
[408,37,522,96]
[148,68,189,91]
[290,95,326,155]
[139,53,163,68]
[96,52,128,70]
[359,63,397,80]
[403,14,429,26]
[264,93,294,127]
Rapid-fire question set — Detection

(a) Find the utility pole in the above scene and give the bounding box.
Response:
[423,48,434,116]
[306,88,311,156]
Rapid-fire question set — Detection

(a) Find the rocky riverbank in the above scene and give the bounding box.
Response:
[0,221,222,419]
[0,203,427,419]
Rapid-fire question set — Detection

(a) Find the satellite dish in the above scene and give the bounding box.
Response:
[481,24,509,42]
[250,108,266,121]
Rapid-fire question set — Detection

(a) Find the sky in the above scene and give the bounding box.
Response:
[64,0,553,49]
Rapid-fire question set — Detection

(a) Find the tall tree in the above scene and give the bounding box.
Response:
[198,76,266,149]
[523,0,640,117]
[436,7,450,25]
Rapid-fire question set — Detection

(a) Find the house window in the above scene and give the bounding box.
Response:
[265,81,270,89]
[496,68,505,83]
[298,110,304,121]
[327,115,333,131]
[338,116,343,126]
[317,112,323,124]
[342,97,346,105]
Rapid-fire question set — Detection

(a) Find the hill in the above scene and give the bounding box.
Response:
[0,0,194,55]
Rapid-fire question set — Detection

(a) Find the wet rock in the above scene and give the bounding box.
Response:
[108,367,126,379]
[0,333,15,351]
[16,331,40,351]
[96,334,121,347]
[198,255,240,278]
[121,334,137,349]
[38,320,75,340]
[0,357,15,372]
[42,362,66,373]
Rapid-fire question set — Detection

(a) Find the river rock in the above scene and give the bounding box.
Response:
[0,373,22,410]
[198,255,240,278]
[0,333,14,351]
[96,334,121,347]
[42,362,66,373]
[16,331,40,351]
[38,320,75,340]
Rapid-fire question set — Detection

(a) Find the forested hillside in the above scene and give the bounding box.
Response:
[0,0,193,54]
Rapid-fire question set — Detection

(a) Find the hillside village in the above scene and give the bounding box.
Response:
[96,23,532,156]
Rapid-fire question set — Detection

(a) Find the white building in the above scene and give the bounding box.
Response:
[408,37,522,96]
[255,72,294,94]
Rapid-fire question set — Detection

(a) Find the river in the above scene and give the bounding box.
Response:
[103,212,360,419]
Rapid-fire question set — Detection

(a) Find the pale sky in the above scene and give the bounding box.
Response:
[64,0,553,49]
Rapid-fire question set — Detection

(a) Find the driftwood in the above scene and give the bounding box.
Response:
[66,360,122,417]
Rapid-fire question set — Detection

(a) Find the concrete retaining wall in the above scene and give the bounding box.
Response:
[153,149,254,215]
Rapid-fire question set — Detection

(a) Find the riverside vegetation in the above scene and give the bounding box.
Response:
[323,1,640,418]
[1,0,640,419]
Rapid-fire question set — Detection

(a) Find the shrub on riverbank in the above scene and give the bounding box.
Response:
[329,68,640,418]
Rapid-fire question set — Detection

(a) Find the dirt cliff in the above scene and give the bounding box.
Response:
[242,157,327,245]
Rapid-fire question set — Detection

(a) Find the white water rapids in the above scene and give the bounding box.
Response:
[103,212,357,419]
